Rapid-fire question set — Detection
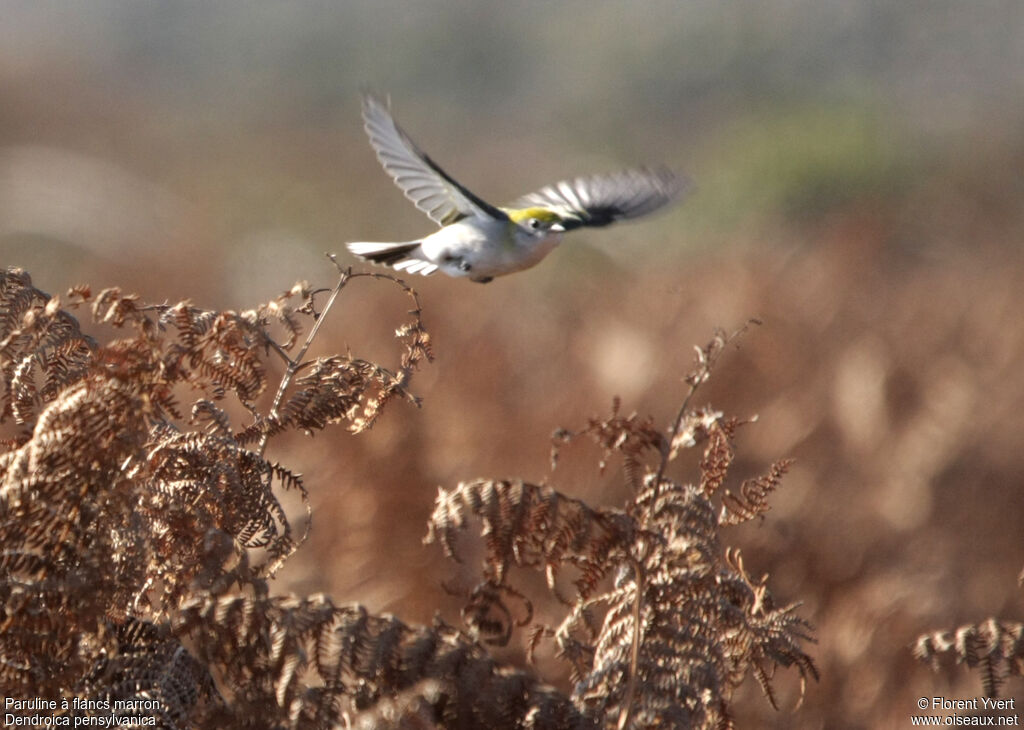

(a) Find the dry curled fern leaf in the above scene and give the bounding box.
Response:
[174,593,594,730]
[143,429,308,592]
[426,479,636,645]
[0,266,428,721]
[350,679,446,730]
[573,481,816,729]
[239,270,431,446]
[915,618,1024,698]
[429,474,816,729]
[0,268,95,434]
[551,397,664,493]
[80,617,215,730]
[427,480,631,587]
[429,323,815,729]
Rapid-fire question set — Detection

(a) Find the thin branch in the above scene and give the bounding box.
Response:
[256,258,352,458]
[262,336,294,367]
[255,256,426,457]
[649,318,760,515]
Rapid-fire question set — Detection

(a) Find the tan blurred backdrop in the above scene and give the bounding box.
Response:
[2,2,1023,727]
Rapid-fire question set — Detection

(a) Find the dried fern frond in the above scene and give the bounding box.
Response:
[697,413,741,496]
[174,594,594,730]
[0,266,428,715]
[237,353,419,445]
[80,617,215,730]
[351,680,445,730]
[666,322,759,460]
[1,374,152,693]
[426,479,634,643]
[245,268,432,448]
[143,429,308,593]
[551,397,665,492]
[0,268,95,434]
[915,619,1024,698]
[719,459,792,526]
[429,322,814,729]
[427,480,629,583]
[424,466,810,724]
[574,480,816,729]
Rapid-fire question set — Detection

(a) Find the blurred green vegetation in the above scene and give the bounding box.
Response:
[695,104,909,227]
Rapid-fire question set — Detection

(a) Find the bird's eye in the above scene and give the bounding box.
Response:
[528,218,541,230]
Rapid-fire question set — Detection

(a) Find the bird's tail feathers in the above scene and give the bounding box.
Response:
[345,241,439,276]
[346,240,419,264]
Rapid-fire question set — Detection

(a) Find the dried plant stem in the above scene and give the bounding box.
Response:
[617,318,759,730]
[650,375,701,508]
[615,556,646,730]
[650,320,758,512]
[256,256,350,458]
[255,256,426,458]
[614,357,710,730]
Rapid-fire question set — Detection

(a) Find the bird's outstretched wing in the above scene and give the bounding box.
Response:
[510,166,688,231]
[361,93,508,226]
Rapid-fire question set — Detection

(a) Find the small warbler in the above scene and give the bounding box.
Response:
[347,93,688,283]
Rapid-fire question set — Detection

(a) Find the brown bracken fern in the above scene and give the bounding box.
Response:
[2,264,813,729]
[426,326,817,729]
[915,618,1024,699]
[914,537,1024,700]
[0,264,435,727]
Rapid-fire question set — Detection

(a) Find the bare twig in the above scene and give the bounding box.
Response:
[256,259,352,458]
[649,319,760,512]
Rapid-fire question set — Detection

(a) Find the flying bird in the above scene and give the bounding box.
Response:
[347,94,688,283]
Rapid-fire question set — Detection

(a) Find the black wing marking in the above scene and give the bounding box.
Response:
[511,166,688,231]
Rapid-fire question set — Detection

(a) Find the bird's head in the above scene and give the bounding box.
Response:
[507,206,579,235]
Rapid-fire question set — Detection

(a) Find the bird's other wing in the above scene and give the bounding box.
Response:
[510,166,689,231]
[361,93,508,226]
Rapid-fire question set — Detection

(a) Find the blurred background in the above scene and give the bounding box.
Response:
[2,1,1023,726]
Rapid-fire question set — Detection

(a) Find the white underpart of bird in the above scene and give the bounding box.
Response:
[346,93,690,283]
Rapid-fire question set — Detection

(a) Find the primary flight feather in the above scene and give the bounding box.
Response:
[347,93,688,283]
